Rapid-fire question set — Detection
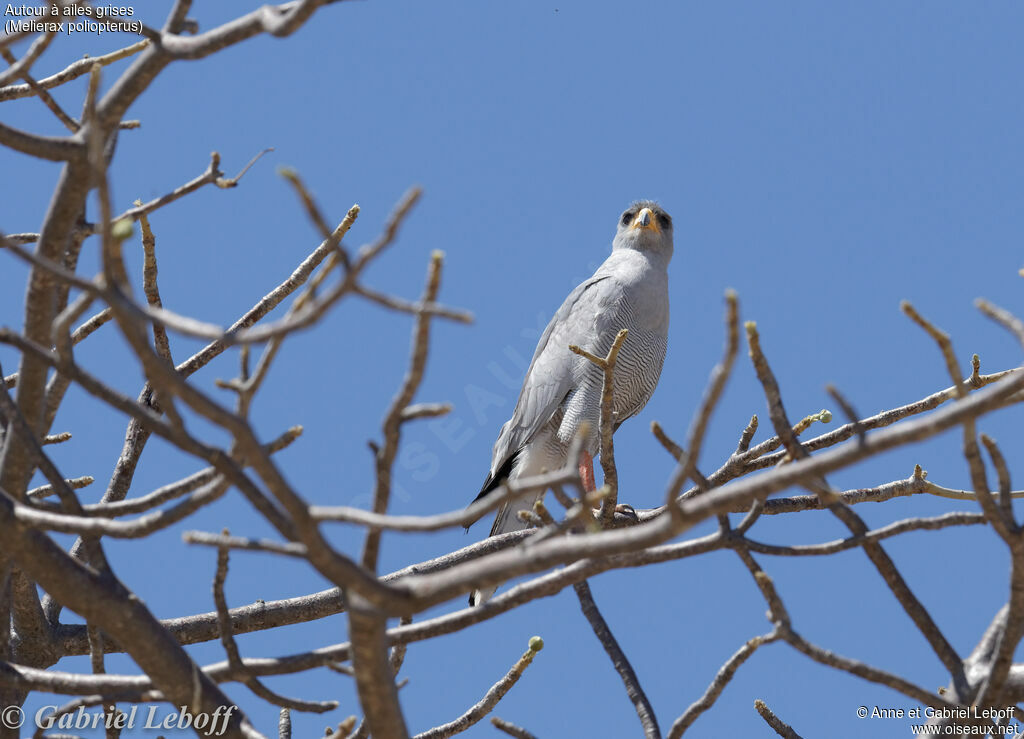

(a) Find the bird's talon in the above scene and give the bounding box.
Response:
[613,503,638,522]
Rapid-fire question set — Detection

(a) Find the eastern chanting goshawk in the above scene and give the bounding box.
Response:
[468,201,673,605]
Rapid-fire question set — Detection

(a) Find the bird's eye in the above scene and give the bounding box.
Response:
[656,213,671,230]
[620,211,633,226]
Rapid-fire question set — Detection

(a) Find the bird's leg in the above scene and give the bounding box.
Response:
[579,451,637,523]
[579,450,597,493]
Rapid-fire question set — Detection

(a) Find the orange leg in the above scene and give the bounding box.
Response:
[579,452,637,521]
[579,450,597,493]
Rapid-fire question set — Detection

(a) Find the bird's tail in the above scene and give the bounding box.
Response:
[469,585,495,607]
[468,494,538,606]
[467,449,530,605]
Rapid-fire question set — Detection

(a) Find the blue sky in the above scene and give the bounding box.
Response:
[3,1,1024,737]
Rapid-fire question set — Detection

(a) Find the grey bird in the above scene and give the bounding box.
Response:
[468,201,673,605]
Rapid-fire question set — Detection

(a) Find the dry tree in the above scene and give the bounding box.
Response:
[2,2,1024,738]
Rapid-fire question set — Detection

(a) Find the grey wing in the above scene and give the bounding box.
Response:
[489,275,613,472]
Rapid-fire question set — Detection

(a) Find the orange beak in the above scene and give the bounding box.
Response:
[631,207,658,233]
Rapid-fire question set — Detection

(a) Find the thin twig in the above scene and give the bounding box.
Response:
[0,29,56,88]
[746,315,970,695]
[574,581,661,738]
[902,303,1012,542]
[825,384,863,443]
[26,476,94,500]
[213,533,337,713]
[743,511,985,556]
[0,40,149,102]
[412,637,544,739]
[314,465,578,531]
[0,46,79,131]
[667,630,779,738]
[137,208,172,363]
[278,708,291,739]
[363,243,440,571]
[735,414,758,454]
[753,699,803,739]
[490,717,537,739]
[665,291,740,511]
[976,299,1024,350]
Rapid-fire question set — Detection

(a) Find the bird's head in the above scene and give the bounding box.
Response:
[612,200,673,260]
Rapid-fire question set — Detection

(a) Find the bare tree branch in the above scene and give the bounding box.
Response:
[212,534,337,713]
[745,314,970,695]
[574,580,661,738]
[664,290,739,510]
[364,242,444,570]
[412,638,543,739]
[0,42,149,102]
[489,717,537,739]
[753,699,804,739]
[0,30,56,88]
[3,7,1023,735]
[667,630,779,738]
